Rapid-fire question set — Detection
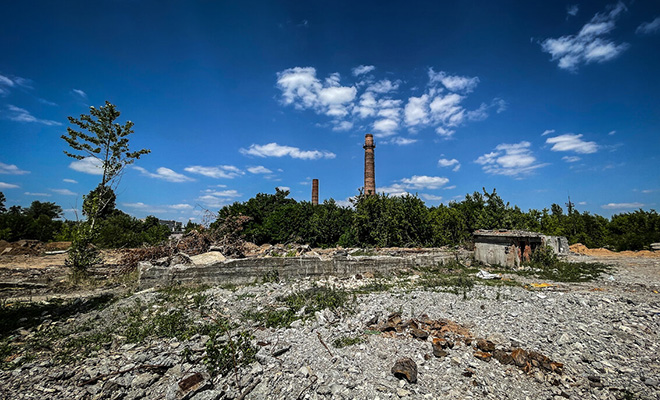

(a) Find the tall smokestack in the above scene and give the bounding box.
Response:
[312,179,319,205]
[364,134,376,195]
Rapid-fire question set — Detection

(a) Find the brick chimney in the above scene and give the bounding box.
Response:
[312,179,319,205]
[364,134,376,195]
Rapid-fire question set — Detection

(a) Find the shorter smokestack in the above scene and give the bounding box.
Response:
[312,179,319,205]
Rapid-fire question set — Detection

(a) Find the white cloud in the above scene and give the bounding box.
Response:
[601,202,644,210]
[51,188,76,196]
[562,156,581,163]
[366,79,400,94]
[429,93,466,127]
[608,130,616,135]
[400,175,449,190]
[641,189,653,194]
[421,194,443,201]
[387,137,417,146]
[377,175,449,196]
[636,17,660,35]
[5,105,61,126]
[352,65,375,76]
[0,182,19,189]
[203,189,241,198]
[69,157,103,175]
[63,178,78,184]
[435,127,455,137]
[375,184,410,197]
[333,121,354,131]
[122,202,195,214]
[546,133,598,153]
[133,166,194,182]
[542,129,555,136]
[0,162,29,175]
[540,2,628,71]
[0,74,32,96]
[240,143,336,160]
[475,141,547,177]
[372,118,399,137]
[72,89,87,99]
[276,186,290,192]
[567,5,579,17]
[24,192,51,197]
[404,95,430,127]
[428,68,479,93]
[438,158,461,172]
[247,166,273,174]
[276,67,356,119]
[578,201,587,205]
[184,165,244,179]
[168,203,193,210]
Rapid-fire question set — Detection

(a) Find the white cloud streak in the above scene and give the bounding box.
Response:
[72,89,87,99]
[0,182,20,189]
[247,166,273,174]
[5,105,61,126]
[240,143,336,160]
[133,166,195,182]
[636,17,660,35]
[540,2,628,71]
[51,188,77,196]
[601,202,644,210]
[352,65,375,76]
[184,165,244,179]
[546,133,598,153]
[63,179,78,184]
[25,192,51,197]
[0,162,29,175]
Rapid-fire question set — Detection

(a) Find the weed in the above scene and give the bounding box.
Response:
[261,269,280,284]
[332,335,365,348]
[242,287,353,328]
[204,326,256,377]
[285,250,297,257]
[522,247,611,282]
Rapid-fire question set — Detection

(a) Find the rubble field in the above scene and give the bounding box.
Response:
[0,243,659,400]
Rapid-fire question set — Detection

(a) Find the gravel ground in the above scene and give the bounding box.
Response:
[1,254,659,400]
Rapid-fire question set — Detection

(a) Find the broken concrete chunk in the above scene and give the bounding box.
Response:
[473,351,492,362]
[476,339,495,352]
[391,357,417,384]
[189,252,226,265]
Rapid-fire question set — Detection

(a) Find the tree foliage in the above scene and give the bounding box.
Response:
[210,188,660,251]
[61,101,150,188]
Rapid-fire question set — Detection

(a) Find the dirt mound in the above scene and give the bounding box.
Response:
[570,243,660,258]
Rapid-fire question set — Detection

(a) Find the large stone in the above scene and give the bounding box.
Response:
[189,252,226,265]
[391,357,418,384]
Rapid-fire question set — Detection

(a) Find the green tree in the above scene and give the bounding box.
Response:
[0,192,6,214]
[82,184,116,220]
[61,101,150,272]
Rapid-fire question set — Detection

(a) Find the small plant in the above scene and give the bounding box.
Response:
[261,269,280,283]
[523,246,611,282]
[332,335,365,348]
[204,328,256,377]
[242,287,353,328]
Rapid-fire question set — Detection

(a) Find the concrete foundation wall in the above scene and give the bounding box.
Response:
[474,234,568,268]
[138,251,468,289]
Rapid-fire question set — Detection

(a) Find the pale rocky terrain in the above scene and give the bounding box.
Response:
[0,245,659,400]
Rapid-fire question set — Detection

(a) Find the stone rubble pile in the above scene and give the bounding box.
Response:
[2,258,660,400]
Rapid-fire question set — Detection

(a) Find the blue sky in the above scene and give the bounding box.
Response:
[1,1,659,223]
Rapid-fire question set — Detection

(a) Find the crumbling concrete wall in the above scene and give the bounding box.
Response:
[474,231,569,269]
[138,250,469,289]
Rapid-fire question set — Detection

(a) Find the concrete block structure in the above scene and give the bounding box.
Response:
[473,230,569,268]
[363,134,376,195]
